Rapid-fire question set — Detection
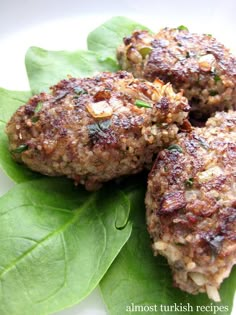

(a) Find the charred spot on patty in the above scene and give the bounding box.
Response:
[146,111,236,301]
[6,71,189,190]
[117,28,236,121]
[159,191,186,214]
[88,120,118,147]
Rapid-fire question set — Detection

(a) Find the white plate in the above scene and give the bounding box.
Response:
[0,1,235,314]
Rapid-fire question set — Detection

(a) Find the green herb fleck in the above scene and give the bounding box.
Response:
[186,51,190,58]
[74,87,88,95]
[31,116,39,123]
[135,100,152,108]
[11,144,29,154]
[195,136,209,150]
[99,119,111,130]
[54,91,69,101]
[177,25,189,31]
[138,47,152,58]
[205,33,212,37]
[185,178,194,188]
[209,90,218,96]
[34,101,43,113]
[161,123,169,129]
[214,75,221,83]
[88,119,111,136]
[167,144,183,153]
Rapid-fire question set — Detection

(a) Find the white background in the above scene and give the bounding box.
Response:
[0,0,235,314]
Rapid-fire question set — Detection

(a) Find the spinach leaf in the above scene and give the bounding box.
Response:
[25,47,118,94]
[0,88,40,182]
[100,184,235,315]
[0,177,131,315]
[87,16,151,60]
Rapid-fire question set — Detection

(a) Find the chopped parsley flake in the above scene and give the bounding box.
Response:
[209,90,218,96]
[185,178,194,188]
[167,144,183,153]
[34,101,43,113]
[138,47,152,58]
[195,136,209,150]
[177,25,189,31]
[186,51,190,58]
[11,144,29,154]
[31,116,39,123]
[214,75,221,83]
[74,87,88,95]
[134,100,152,108]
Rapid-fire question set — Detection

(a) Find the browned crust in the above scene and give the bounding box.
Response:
[6,71,189,190]
[117,28,236,119]
[146,111,236,299]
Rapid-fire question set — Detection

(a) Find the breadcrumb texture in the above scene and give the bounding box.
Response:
[117,28,236,119]
[5,71,189,190]
[146,111,236,301]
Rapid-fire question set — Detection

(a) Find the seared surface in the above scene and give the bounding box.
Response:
[6,71,189,190]
[146,111,236,301]
[117,28,236,119]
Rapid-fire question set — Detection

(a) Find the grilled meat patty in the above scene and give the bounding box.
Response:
[117,28,236,119]
[6,71,189,190]
[146,111,236,301]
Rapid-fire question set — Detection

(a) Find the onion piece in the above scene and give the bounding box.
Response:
[189,272,207,286]
[206,285,221,302]
[86,101,113,118]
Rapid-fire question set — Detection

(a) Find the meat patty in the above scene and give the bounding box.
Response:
[6,71,189,190]
[146,111,236,301]
[117,28,236,119]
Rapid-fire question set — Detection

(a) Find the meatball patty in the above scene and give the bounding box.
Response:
[117,28,236,119]
[146,111,236,301]
[6,71,189,190]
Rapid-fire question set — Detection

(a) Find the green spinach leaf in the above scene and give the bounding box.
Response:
[25,47,118,94]
[0,88,40,182]
[0,88,31,123]
[1,15,235,315]
[100,184,236,315]
[0,178,131,315]
[87,16,151,60]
